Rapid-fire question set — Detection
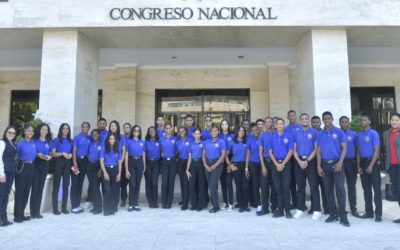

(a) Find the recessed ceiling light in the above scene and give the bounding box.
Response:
[238,56,244,59]
[171,56,178,59]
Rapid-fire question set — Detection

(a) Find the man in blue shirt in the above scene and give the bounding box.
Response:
[97,118,108,144]
[316,111,350,227]
[293,113,320,220]
[155,114,166,139]
[339,116,361,218]
[356,114,382,222]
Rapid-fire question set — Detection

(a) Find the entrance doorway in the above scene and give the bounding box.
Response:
[155,89,250,132]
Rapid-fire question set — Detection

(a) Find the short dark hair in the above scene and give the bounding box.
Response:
[391,112,400,120]
[311,116,321,121]
[250,123,258,130]
[361,114,372,123]
[255,119,264,124]
[123,123,132,128]
[299,113,309,119]
[178,126,188,134]
[81,121,91,128]
[322,111,333,119]
[287,110,296,116]
[275,118,285,124]
[339,116,349,122]
[185,114,194,120]
[98,117,107,122]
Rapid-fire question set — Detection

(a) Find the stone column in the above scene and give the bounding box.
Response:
[37,30,99,135]
[295,29,351,120]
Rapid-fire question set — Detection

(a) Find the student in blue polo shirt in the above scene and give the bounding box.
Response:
[316,111,350,227]
[177,126,193,210]
[86,129,103,214]
[97,118,108,144]
[247,123,269,216]
[219,119,233,210]
[14,125,36,223]
[30,123,53,219]
[120,123,132,208]
[160,123,177,209]
[100,133,122,216]
[293,113,320,220]
[339,116,360,218]
[186,127,206,211]
[203,125,227,213]
[226,126,249,212]
[202,116,213,142]
[356,114,382,222]
[258,121,277,213]
[125,125,146,212]
[184,114,196,140]
[51,123,73,215]
[155,114,166,139]
[70,121,91,214]
[269,118,294,219]
[144,126,160,208]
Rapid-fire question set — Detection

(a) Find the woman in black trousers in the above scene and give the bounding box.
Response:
[160,124,177,209]
[0,126,17,227]
[144,126,160,208]
[30,123,53,219]
[87,129,103,214]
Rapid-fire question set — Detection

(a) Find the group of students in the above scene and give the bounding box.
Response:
[1,110,400,228]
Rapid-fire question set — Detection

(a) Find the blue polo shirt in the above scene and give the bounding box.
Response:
[247,136,260,163]
[228,140,247,162]
[342,129,357,159]
[73,133,91,157]
[186,127,196,140]
[160,136,177,159]
[17,139,37,161]
[157,128,166,138]
[100,148,122,166]
[357,128,380,158]
[189,141,204,159]
[294,127,317,156]
[177,137,193,160]
[219,132,234,144]
[99,130,108,144]
[269,131,294,160]
[145,139,161,159]
[88,141,102,162]
[284,123,301,136]
[53,137,72,153]
[34,139,53,157]
[204,138,226,160]
[258,131,272,158]
[126,139,145,157]
[202,129,211,142]
[316,126,346,161]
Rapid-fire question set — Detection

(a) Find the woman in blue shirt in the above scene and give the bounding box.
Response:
[14,124,36,223]
[186,127,205,211]
[177,126,193,210]
[71,121,91,214]
[160,123,177,209]
[100,133,122,216]
[203,126,226,213]
[125,125,146,212]
[30,123,52,219]
[0,125,17,227]
[144,126,160,208]
[225,126,249,212]
[87,129,103,214]
[219,119,233,210]
[51,123,73,215]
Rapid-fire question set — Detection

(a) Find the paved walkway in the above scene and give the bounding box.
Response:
[1,200,400,250]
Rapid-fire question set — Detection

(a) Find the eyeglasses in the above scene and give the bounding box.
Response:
[134,130,140,132]
[7,131,16,135]
[206,119,212,122]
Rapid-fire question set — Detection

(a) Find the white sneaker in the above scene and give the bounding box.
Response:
[227,204,233,212]
[293,210,304,219]
[312,211,322,220]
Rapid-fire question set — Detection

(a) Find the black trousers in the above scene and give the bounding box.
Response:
[343,158,358,212]
[271,161,292,212]
[318,175,328,212]
[189,160,206,209]
[295,158,320,212]
[87,161,102,212]
[0,171,15,222]
[145,159,160,207]
[120,160,128,203]
[360,159,382,217]
[70,157,88,209]
[177,159,189,207]
[128,158,144,207]
[205,159,223,209]
[290,157,297,207]
[265,159,277,210]
[322,160,346,219]
[249,162,261,206]
[52,157,71,211]
[102,167,119,213]
[30,159,48,216]
[220,163,228,205]
[14,161,34,219]
[161,158,177,207]
[232,162,249,209]
[226,167,234,206]
[388,165,400,206]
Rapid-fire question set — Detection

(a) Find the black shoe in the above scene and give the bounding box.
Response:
[190,207,196,211]
[234,203,240,209]
[375,217,382,222]
[340,218,350,227]
[359,213,373,219]
[393,218,400,224]
[256,210,266,216]
[61,209,69,214]
[154,205,159,209]
[308,209,313,215]
[239,208,244,213]
[272,211,284,218]
[286,211,293,219]
[263,208,270,215]
[3,219,12,226]
[128,206,134,212]
[53,210,61,215]
[224,204,229,209]
[209,207,219,213]
[13,217,23,223]
[133,206,141,211]
[120,201,126,207]
[22,216,31,221]
[178,201,183,205]
[93,210,102,215]
[351,211,361,218]
[244,208,251,212]
[36,214,43,219]
[197,207,202,212]
[181,206,188,211]
[325,215,339,223]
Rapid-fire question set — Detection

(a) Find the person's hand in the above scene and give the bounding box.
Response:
[261,166,268,177]
[334,162,342,173]
[73,166,79,175]
[0,175,6,183]
[230,164,238,172]
[300,161,308,169]
[38,153,44,159]
[245,168,250,179]
[357,165,362,174]
[317,166,324,177]
[277,163,284,172]
[104,173,110,182]
[125,170,130,179]
[366,165,373,174]
[116,174,121,182]
[186,170,191,179]
[45,156,52,161]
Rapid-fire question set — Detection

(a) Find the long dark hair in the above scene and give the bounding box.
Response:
[145,126,159,141]
[21,124,35,139]
[233,126,247,144]
[105,132,119,154]
[91,129,100,142]
[57,123,72,143]
[220,119,231,134]
[2,125,18,143]
[109,120,121,136]
[34,123,53,141]
[130,125,142,140]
